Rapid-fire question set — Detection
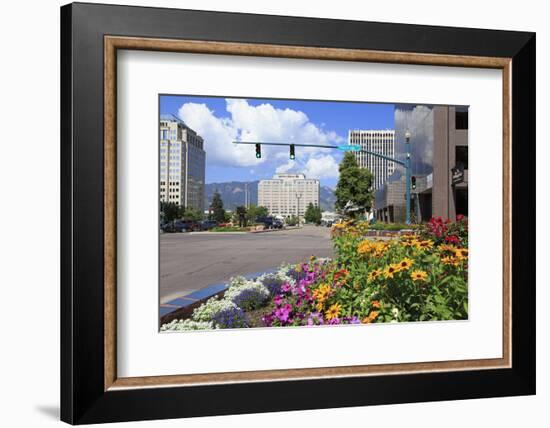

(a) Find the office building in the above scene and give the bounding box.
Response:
[159,115,206,213]
[375,105,468,223]
[348,130,395,190]
[258,173,320,219]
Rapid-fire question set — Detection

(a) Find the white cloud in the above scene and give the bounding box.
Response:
[177,99,344,170]
[303,155,340,179]
[275,154,340,180]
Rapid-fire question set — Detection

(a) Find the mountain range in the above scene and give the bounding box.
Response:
[205,181,336,212]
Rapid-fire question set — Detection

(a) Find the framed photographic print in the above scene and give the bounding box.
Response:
[61,2,536,424]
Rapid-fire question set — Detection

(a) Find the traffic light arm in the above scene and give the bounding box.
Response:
[234,141,411,224]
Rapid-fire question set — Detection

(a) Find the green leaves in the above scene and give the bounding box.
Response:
[330,221,468,323]
[334,152,374,217]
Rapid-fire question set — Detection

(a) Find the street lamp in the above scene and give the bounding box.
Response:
[405,130,412,225]
[295,192,302,226]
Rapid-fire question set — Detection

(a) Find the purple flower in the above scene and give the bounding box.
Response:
[343,316,361,324]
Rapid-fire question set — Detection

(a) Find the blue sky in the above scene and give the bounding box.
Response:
[160,95,394,187]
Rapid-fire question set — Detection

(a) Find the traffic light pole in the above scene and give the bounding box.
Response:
[233,140,412,224]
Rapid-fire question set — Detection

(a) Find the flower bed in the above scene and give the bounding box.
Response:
[161,216,469,331]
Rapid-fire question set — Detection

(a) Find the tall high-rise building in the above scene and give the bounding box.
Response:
[258,173,320,219]
[348,130,395,190]
[374,105,468,223]
[159,115,206,213]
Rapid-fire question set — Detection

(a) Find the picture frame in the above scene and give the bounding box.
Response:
[61,2,535,424]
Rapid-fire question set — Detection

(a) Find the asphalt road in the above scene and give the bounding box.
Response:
[160,225,333,303]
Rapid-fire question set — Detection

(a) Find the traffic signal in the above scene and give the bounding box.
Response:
[411,176,416,190]
[255,143,261,158]
[290,144,295,160]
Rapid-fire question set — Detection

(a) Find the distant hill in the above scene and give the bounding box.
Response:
[205,181,336,212]
[319,185,336,212]
[205,181,259,211]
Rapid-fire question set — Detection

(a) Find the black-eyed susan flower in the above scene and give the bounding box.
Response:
[368,268,383,281]
[411,270,428,281]
[325,303,342,320]
[415,240,434,250]
[397,257,414,271]
[384,264,399,279]
[453,248,468,260]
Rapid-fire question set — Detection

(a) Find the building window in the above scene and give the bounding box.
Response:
[456,110,468,130]
[455,146,468,170]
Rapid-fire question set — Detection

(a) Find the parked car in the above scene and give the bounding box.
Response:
[256,216,283,229]
[199,220,218,230]
[161,220,200,233]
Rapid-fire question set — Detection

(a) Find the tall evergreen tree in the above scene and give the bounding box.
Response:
[304,202,322,224]
[210,190,226,223]
[335,152,374,218]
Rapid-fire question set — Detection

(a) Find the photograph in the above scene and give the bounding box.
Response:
[159,95,469,331]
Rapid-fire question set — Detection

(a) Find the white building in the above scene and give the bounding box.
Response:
[258,173,320,219]
[348,130,395,190]
[159,115,206,212]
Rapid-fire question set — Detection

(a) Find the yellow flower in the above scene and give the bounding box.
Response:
[441,256,460,267]
[453,248,468,260]
[439,244,456,253]
[312,284,331,302]
[400,235,419,247]
[397,257,414,271]
[368,269,383,281]
[411,270,428,281]
[357,240,373,255]
[384,264,399,279]
[415,240,434,250]
[325,303,342,320]
[315,302,324,312]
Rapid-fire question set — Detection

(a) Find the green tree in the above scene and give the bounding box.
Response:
[210,190,226,223]
[160,201,184,222]
[304,202,322,225]
[335,152,374,218]
[246,204,269,223]
[286,215,299,226]
[235,205,248,227]
[182,207,202,221]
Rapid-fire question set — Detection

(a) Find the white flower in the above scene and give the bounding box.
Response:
[192,296,239,322]
[392,307,399,319]
[160,319,216,331]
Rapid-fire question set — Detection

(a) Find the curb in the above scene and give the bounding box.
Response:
[160,268,278,323]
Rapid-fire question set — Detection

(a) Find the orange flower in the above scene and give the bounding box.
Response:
[371,300,381,309]
[362,310,380,324]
